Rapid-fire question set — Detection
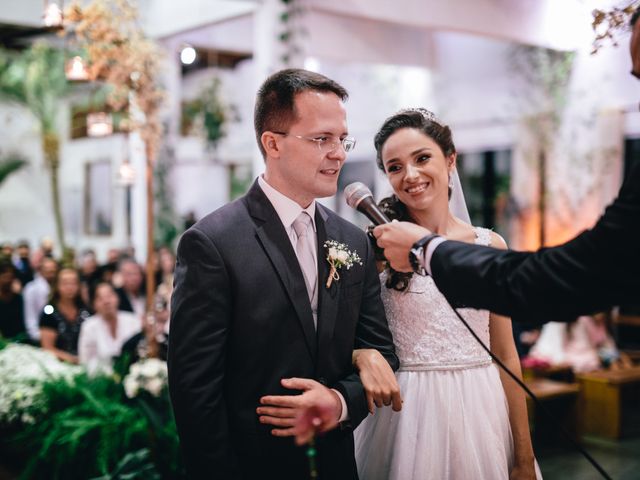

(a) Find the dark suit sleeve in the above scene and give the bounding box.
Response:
[333,235,399,428]
[430,164,640,322]
[168,227,233,479]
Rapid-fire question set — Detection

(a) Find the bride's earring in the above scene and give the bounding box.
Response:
[448,175,454,189]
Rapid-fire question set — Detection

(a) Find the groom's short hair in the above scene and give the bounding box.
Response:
[254,68,348,158]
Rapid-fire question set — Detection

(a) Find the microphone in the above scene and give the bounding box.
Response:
[344,182,390,225]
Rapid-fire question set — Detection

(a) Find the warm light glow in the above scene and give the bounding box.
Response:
[180,45,197,65]
[65,56,89,81]
[43,2,63,27]
[87,112,113,137]
[118,161,136,186]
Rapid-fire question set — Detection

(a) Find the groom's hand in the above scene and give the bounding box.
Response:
[373,222,432,272]
[258,378,342,440]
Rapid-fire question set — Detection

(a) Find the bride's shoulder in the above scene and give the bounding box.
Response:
[470,226,507,249]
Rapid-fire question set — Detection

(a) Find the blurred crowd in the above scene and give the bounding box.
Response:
[0,236,635,378]
[0,238,174,373]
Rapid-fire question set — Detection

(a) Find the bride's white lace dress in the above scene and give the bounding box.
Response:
[354,227,540,479]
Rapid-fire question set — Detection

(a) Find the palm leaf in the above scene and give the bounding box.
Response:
[0,153,27,186]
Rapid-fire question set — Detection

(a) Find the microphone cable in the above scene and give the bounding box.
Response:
[443,297,612,480]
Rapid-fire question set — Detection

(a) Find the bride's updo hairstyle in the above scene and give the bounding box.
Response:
[373,108,457,291]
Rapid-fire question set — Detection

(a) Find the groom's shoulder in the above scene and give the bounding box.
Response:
[190,197,250,239]
[320,204,368,241]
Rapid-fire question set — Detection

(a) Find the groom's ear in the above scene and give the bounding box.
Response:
[262,132,281,159]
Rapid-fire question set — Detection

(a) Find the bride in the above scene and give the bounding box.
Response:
[352,108,540,479]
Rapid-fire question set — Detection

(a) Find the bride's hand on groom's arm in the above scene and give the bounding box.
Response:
[353,349,402,414]
[258,378,342,444]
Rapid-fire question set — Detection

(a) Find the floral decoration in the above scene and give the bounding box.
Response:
[324,240,362,288]
[123,357,168,398]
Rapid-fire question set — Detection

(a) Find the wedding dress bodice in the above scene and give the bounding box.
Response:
[381,227,493,371]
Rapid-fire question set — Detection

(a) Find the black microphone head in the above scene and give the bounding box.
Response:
[344,182,373,209]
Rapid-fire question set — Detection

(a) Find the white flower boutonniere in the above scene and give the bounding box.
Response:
[324,240,363,288]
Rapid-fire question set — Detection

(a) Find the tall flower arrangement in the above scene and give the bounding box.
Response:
[64,0,165,351]
[64,0,164,153]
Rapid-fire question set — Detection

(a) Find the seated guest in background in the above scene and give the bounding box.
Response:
[1,242,13,259]
[78,249,99,307]
[155,247,175,323]
[526,312,622,373]
[78,282,141,374]
[96,260,117,286]
[120,303,169,366]
[78,249,99,282]
[115,258,145,319]
[13,240,34,287]
[22,256,58,342]
[39,268,90,364]
[39,237,55,258]
[106,248,122,265]
[0,260,26,340]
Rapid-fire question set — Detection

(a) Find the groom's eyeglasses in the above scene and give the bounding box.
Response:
[273,132,356,153]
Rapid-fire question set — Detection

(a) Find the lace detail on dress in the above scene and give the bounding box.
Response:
[381,227,493,370]
[473,226,492,247]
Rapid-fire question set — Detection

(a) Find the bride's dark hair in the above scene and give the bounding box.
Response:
[373,108,457,291]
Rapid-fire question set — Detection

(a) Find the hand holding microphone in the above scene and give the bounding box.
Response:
[344,182,433,272]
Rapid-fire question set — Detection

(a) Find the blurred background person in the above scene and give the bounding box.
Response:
[12,240,34,287]
[77,249,99,307]
[78,282,141,374]
[0,260,26,340]
[114,258,146,320]
[22,256,58,342]
[39,268,90,364]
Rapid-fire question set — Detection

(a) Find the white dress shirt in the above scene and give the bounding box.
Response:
[258,176,349,422]
[258,176,318,272]
[22,275,50,341]
[423,237,448,276]
[78,311,141,375]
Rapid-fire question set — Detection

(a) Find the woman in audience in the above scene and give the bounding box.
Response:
[39,268,90,363]
[78,282,141,374]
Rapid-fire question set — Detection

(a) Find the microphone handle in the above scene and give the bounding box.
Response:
[358,196,390,225]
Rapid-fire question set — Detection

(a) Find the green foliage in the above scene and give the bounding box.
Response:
[278,0,306,65]
[229,164,253,201]
[5,371,184,479]
[0,153,27,188]
[180,77,238,148]
[0,42,71,135]
[0,41,73,252]
[90,449,160,480]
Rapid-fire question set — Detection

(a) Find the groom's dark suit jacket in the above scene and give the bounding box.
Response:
[431,162,640,323]
[168,181,398,480]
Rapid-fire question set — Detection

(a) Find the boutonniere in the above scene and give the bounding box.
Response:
[324,240,363,288]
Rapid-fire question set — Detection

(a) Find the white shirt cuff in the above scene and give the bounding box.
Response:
[332,389,350,422]
[423,237,447,276]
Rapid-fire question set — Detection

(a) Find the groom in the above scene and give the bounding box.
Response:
[168,68,398,479]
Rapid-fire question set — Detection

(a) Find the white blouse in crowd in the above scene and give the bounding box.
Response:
[78,310,141,374]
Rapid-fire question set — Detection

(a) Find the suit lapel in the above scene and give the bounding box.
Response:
[316,205,340,369]
[245,181,317,361]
